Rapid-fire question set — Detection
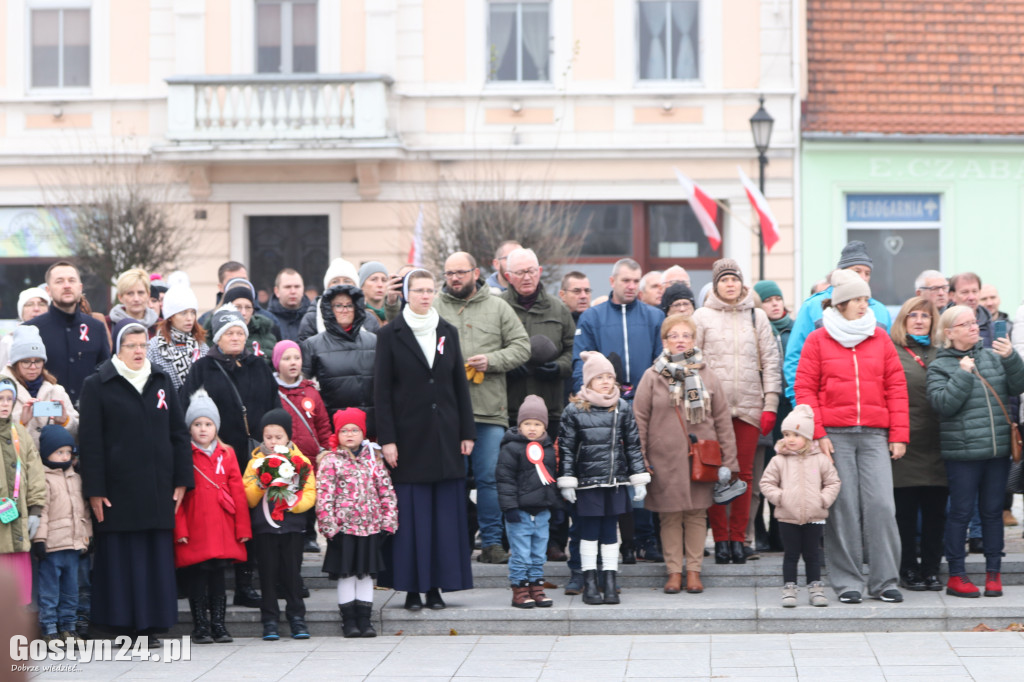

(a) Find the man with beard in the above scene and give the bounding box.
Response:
[435,252,530,564]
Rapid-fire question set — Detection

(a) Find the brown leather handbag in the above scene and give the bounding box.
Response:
[675,407,723,482]
[975,369,1023,463]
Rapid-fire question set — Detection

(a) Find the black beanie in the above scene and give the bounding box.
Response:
[260,408,293,441]
[660,282,695,314]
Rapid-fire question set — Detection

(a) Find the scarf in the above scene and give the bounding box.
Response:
[909,333,931,347]
[517,289,540,311]
[653,348,709,423]
[576,384,620,408]
[770,315,793,338]
[402,305,439,368]
[274,373,302,389]
[192,440,216,455]
[156,327,201,386]
[109,304,159,329]
[822,306,877,348]
[366,302,386,322]
[111,355,152,393]
[24,375,44,399]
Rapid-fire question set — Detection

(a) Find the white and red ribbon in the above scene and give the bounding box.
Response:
[252,341,264,357]
[301,398,314,419]
[156,389,168,410]
[79,324,90,342]
[437,336,445,356]
[526,441,555,485]
[192,347,201,362]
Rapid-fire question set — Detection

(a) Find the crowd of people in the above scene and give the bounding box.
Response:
[2,239,1023,644]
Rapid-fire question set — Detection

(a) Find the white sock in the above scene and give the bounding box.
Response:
[354,575,374,603]
[337,576,356,604]
[600,543,620,572]
[580,540,599,571]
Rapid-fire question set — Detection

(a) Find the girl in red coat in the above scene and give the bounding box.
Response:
[272,340,332,555]
[175,389,251,644]
[794,270,909,605]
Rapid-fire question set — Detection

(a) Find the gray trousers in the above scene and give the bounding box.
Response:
[824,429,901,597]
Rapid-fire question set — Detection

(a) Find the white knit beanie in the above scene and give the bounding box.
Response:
[323,258,359,290]
[17,287,50,321]
[161,284,199,321]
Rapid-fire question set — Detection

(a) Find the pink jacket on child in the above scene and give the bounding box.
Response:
[315,443,398,539]
[759,440,842,525]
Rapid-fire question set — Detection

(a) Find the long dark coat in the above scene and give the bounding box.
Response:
[891,340,945,488]
[373,313,476,485]
[78,361,193,533]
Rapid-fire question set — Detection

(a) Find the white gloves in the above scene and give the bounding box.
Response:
[632,484,647,503]
[718,466,732,485]
[561,487,577,504]
[27,515,40,540]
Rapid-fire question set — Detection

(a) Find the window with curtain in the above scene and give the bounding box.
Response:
[488,2,550,82]
[638,0,699,80]
[256,0,318,74]
[31,9,91,88]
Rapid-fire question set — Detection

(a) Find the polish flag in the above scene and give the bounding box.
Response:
[673,168,722,250]
[737,166,780,252]
[406,205,424,266]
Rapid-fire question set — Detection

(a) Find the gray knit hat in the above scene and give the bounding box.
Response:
[185,388,221,431]
[836,240,873,270]
[211,305,249,344]
[8,325,47,365]
[358,261,388,287]
[517,394,548,429]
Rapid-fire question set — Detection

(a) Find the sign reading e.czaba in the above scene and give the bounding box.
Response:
[846,194,941,223]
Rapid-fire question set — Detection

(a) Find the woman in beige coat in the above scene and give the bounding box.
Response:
[1,326,78,449]
[634,314,738,594]
[692,259,781,565]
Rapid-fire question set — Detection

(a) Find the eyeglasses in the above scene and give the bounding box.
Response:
[331,303,355,311]
[408,288,435,296]
[120,343,148,351]
[509,267,539,279]
[338,427,362,435]
[564,287,591,295]
[443,269,474,279]
[917,286,947,292]
[666,333,694,341]
[950,320,979,330]
[19,359,44,367]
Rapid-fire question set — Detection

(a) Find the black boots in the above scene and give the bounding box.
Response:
[339,602,361,638]
[209,594,233,643]
[424,588,446,610]
[581,570,603,605]
[730,541,747,565]
[340,601,376,637]
[233,565,261,608]
[355,600,377,637]
[714,541,731,564]
[188,596,214,644]
[600,571,620,605]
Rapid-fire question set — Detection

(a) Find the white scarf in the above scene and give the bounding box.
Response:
[111,355,152,393]
[822,306,877,348]
[402,305,439,368]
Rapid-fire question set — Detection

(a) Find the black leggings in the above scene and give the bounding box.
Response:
[578,515,618,544]
[184,562,227,601]
[778,522,823,584]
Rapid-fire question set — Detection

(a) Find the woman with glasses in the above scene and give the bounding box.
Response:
[888,297,946,592]
[301,285,378,437]
[373,269,476,610]
[927,305,1024,598]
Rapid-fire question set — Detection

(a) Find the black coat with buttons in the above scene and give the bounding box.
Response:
[26,304,111,406]
[373,313,476,485]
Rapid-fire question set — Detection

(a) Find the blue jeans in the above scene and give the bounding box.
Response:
[38,550,80,635]
[468,423,506,548]
[506,510,550,584]
[944,457,1010,575]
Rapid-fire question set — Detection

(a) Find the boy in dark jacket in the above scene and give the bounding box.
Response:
[496,395,560,608]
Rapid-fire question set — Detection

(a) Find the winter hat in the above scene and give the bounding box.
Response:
[111,318,147,354]
[712,258,742,287]
[780,404,816,441]
[402,268,434,301]
[0,378,16,399]
[358,261,388,287]
[830,269,871,305]
[167,270,191,289]
[753,280,783,303]
[8,325,47,365]
[39,425,76,465]
[272,340,300,370]
[185,388,221,432]
[222,277,256,301]
[260,408,293,441]
[333,407,367,436]
[323,258,359,289]
[161,284,199,321]
[517,394,548,429]
[17,287,50,321]
[836,240,873,271]
[149,274,169,297]
[581,350,616,390]
[211,305,249,344]
[528,335,559,365]
[222,285,254,304]
[660,282,695,314]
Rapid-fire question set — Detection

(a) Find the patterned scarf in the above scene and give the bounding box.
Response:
[653,347,709,423]
[156,327,201,386]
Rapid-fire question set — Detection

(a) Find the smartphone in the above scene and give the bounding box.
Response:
[993,319,1008,340]
[32,401,63,418]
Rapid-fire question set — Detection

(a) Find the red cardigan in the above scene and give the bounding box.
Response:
[277,380,333,465]
[794,327,909,442]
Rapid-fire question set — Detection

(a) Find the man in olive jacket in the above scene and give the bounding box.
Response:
[435,251,531,564]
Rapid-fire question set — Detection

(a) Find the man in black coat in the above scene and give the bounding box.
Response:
[266,268,312,343]
[26,261,110,406]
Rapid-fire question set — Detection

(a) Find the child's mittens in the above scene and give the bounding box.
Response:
[27,514,40,540]
[31,541,47,561]
[504,509,525,524]
[632,484,647,503]
[561,488,576,504]
[718,466,732,485]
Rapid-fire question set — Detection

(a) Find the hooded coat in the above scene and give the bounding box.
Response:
[0,366,79,450]
[0,419,46,554]
[759,440,842,525]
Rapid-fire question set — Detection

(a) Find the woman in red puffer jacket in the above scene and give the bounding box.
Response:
[794,270,908,606]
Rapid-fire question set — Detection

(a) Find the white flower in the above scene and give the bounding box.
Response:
[273,445,290,455]
[277,461,295,478]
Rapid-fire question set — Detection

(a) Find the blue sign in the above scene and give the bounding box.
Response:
[846,194,941,223]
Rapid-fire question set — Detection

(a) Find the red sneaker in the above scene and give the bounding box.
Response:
[945,575,980,598]
[984,572,1003,597]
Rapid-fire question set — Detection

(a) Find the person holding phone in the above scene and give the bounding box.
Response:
[1,326,78,449]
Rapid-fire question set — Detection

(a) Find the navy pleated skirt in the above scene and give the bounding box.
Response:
[378,478,473,593]
[91,530,178,633]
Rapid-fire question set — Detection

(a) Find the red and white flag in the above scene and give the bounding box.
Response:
[673,168,722,250]
[737,166,780,252]
[406,204,424,266]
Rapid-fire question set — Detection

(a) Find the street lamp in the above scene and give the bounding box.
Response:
[749,96,774,280]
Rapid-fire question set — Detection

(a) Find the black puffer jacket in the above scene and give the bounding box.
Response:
[301,285,377,434]
[557,398,650,490]
[496,429,562,515]
[297,298,380,343]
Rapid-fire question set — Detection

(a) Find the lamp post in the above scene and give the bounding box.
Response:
[749,96,774,281]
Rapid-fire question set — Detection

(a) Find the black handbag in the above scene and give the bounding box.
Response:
[212,360,261,456]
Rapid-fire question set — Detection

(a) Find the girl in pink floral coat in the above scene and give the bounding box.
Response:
[315,407,397,638]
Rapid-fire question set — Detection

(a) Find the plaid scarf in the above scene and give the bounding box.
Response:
[653,347,709,423]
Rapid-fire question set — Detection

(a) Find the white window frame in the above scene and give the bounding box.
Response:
[254,0,318,75]
[486,0,552,84]
[635,0,702,84]
[26,0,93,94]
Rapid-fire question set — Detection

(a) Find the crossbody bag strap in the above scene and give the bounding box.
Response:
[212,360,251,437]
[193,463,222,490]
[278,391,321,450]
[9,427,22,500]
[974,369,1015,428]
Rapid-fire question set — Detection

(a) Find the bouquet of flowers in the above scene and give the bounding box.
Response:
[251,446,312,522]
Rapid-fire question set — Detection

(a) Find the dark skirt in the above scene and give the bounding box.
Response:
[322,532,385,580]
[91,530,178,633]
[378,478,473,593]
[576,486,630,517]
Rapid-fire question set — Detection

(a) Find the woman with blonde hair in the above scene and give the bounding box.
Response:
[106,268,159,335]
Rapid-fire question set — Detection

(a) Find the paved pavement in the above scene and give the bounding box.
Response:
[26,631,1024,681]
